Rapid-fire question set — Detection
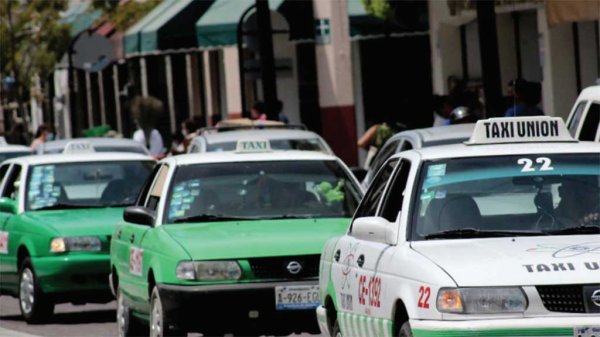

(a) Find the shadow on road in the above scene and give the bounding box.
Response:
[0,309,116,325]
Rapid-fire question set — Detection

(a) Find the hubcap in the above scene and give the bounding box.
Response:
[150,293,163,337]
[117,292,128,337]
[19,268,35,315]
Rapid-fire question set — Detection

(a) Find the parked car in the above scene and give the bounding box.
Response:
[361,123,474,188]
[35,138,150,155]
[0,137,32,162]
[566,84,600,142]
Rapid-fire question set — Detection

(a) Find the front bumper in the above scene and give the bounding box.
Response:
[157,280,321,335]
[32,253,112,302]
[411,316,600,337]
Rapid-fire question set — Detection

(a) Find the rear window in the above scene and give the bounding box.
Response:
[578,103,599,141]
[568,101,588,136]
[207,139,327,153]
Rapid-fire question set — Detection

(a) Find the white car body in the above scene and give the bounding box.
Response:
[35,138,150,155]
[317,117,600,337]
[565,85,600,142]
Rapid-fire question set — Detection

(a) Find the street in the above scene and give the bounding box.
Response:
[0,296,324,337]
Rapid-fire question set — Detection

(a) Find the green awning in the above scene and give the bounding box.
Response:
[124,0,175,56]
[196,0,285,49]
[139,0,194,53]
[61,2,103,37]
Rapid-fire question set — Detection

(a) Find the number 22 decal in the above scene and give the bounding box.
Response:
[418,286,430,309]
[518,157,553,172]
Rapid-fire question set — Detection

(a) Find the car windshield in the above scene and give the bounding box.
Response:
[165,160,362,224]
[44,146,147,155]
[26,161,154,211]
[207,139,327,153]
[0,151,31,162]
[411,153,600,240]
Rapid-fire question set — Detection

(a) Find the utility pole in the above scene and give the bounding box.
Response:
[476,0,503,118]
[255,0,278,120]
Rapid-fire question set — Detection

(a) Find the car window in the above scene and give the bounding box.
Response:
[380,159,412,222]
[136,164,162,206]
[2,164,22,199]
[0,164,10,184]
[206,139,327,153]
[25,161,153,211]
[400,141,413,151]
[411,154,600,240]
[163,160,361,224]
[354,159,398,219]
[0,151,31,162]
[368,139,400,175]
[568,101,588,137]
[578,103,599,141]
[145,165,170,211]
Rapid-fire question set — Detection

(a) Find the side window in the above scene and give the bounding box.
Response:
[135,165,162,206]
[2,165,22,199]
[380,160,412,222]
[578,103,599,141]
[354,159,398,219]
[568,101,587,136]
[400,141,413,151]
[0,164,11,187]
[144,165,169,211]
[368,140,400,174]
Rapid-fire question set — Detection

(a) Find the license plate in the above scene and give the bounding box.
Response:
[275,285,320,310]
[574,327,600,337]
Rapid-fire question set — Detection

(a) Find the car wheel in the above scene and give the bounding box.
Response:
[398,322,414,337]
[331,319,342,337]
[18,258,54,323]
[117,287,146,337]
[149,286,184,337]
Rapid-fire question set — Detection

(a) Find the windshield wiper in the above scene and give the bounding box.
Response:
[172,214,258,224]
[105,202,134,208]
[266,214,314,220]
[35,203,104,211]
[545,225,600,235]
[424,228,546,240]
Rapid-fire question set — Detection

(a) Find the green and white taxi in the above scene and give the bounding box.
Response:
[0,143,154,323]
[317,117,600,337]
[110,140,363,336]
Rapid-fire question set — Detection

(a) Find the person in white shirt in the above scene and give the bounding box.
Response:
[133,128,165,158]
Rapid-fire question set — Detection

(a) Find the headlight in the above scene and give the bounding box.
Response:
[437,287,527,314]
[50,236,101,253]
[176,261,242,281]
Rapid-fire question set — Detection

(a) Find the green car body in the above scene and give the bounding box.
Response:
[0,153,154,322]
[110,150,364,336]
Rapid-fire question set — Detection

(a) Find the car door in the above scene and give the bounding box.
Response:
[330,159,398,333]
[0,164,23,289]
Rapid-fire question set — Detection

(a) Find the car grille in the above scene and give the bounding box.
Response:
[247,255,320,280]
[537,285,586,313]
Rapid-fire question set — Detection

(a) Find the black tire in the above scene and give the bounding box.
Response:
[398,322,414,337]
[149,286,185,337]
[117,287,147,337]
[18,258,54,324]
[331,319,342,337]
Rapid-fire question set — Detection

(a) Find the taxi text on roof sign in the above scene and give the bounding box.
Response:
[62,141,96,154]
[235,139,272,153]
[467,116,575,145]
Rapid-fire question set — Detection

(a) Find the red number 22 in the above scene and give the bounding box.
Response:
[417,286,430,309]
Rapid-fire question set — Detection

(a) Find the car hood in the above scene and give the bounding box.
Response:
[162,218,350,260]
[411,235,600,286]
[22,208,124,237]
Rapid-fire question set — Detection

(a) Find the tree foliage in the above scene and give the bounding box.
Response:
[92,0,162,31]
[0,0,70,101]
[360,0,392,20]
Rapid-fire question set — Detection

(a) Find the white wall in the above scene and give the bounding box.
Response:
[577,21,600,89]
[428,0,463,94]
[222,46,241,117]
[519,11,542,82]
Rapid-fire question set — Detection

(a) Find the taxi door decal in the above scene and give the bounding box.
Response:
[0,231,8,254]
[129,247,143,276]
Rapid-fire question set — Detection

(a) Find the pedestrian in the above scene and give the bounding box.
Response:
[30,124,49,151]
[432,95,451,126]
[251,101,267,121]
[504,79,544,117]
[181,118,199,152]
[357,121,394,169]
[275,100,289,124]
[130,96,166,159]
[169,131,186,156]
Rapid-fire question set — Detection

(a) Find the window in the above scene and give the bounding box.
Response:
[579,103,599,141]
[0,164,10,185]
[354,159,398,219]
[2,165,22,199]
[568,101,587,136]
[400,141,413,152]
[381,160,412,222]
[145,165,170,211]
[368,140,400,176]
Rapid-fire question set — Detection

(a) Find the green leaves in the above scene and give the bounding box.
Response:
[360,0,392,20]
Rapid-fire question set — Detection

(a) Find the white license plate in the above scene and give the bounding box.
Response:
[574,326,600,337]
[275,285,320,310]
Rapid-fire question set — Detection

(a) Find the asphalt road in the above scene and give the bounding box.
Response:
[0,296,323,337]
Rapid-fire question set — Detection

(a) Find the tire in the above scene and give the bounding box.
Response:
[117,287,147,337]
[331,319,342,337]
[149,286,184,337]
[18,258,54,324]
[398,322,414,337]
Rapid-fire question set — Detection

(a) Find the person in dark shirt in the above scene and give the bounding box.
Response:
[504,79,544,117]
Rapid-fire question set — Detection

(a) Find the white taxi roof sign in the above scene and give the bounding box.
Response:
[466,116,575,145]
[235,139,272,153]
[0,137,7,147]
[62,141,96,154]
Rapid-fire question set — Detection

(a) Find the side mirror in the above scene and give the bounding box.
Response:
[0,197,17,214]
[123,206,155,226]
[350,167,367,182]
[352,216,398,245]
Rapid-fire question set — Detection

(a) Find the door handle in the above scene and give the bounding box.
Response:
[334,250,340,262]
[357,254,365,268]
[129,234,135,243]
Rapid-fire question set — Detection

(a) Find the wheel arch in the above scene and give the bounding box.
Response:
[392,299,410,336]
[324,295,337,333]
[17,245,30,268]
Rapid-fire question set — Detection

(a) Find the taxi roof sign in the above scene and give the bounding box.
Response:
[235,139,272,153]
[62,141,96,154]
[466,116,575,145]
